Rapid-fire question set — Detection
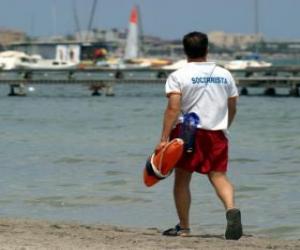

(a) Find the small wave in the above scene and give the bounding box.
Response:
[53,157,86,164]
[56,183,79,188]
[235,194,253,199]
[257,226,300,239]
[100,180,127,186]
[0,199,14,205]
[105,170,127,176]
[261,170,299,176]
[24,196,107,208]
[53,157,100,164]
[236,185,267,192]
[25,196,67,207]
[106,195,151,203]
[231,158,259,163]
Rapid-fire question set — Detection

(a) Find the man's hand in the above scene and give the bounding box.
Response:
[154,141,167,154]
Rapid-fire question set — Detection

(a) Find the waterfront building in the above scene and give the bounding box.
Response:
[208,31,263,51]
[0,28,26,47]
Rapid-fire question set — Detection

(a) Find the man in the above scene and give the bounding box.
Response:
[155,31,242,240]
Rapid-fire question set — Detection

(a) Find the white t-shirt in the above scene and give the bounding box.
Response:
[165,62,238,130]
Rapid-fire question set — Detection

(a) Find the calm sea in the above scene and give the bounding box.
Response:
[0,83,299,240]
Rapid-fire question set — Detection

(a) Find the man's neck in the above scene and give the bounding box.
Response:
[187,57,207,63]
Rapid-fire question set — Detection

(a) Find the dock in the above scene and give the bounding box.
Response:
[0,66,299,97]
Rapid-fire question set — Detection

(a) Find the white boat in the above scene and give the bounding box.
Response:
[0,50,78,70]
[224,2,272,71]
[18,55,78,70]
[0,51,27,70]
[224,59,272,70]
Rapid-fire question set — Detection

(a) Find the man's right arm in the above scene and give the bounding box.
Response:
[155,93,181,153]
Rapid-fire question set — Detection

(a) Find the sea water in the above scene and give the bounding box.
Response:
[0,84,299,239]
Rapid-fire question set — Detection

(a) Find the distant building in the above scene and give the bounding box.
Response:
[208,31,263,50]
[0,28,26,47]
[75,28,125,43]
[72,28,126,56]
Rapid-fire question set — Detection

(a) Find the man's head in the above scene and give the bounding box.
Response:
[183,31,208,60]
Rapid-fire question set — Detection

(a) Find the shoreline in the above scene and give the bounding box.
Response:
[0,218,299,249]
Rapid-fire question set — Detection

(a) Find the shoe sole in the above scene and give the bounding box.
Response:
[225,209,243,240]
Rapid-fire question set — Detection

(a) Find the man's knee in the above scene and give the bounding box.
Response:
[208,171,227,180]
[208,171,233,186]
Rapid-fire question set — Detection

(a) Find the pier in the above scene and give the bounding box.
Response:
[0,66,299,97]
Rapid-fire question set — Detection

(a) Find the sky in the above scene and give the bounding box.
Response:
[0,0,299,40]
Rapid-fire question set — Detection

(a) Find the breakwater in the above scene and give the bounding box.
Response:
[0,66,299,97]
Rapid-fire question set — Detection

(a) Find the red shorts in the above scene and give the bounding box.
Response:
[170,124,228,174]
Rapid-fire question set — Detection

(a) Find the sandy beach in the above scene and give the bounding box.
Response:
[0,218,298,250]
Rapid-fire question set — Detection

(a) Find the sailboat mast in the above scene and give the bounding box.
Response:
[86,0,98,42]
[72,0,82,42]
[254,0,259,53]
[30,13,35,37]
[52,0,57,36]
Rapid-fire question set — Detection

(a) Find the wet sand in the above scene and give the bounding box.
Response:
[0,218,299,249]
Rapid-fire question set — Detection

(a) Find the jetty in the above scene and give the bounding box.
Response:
[0,66,299,97]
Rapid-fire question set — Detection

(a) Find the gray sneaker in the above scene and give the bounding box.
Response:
[225,208,243,240]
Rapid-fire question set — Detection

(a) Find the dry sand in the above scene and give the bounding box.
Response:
[0,218,299,250]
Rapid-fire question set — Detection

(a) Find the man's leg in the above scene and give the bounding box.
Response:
[208,171,242,240]
[207,171,235,209]
[174,167,192,229]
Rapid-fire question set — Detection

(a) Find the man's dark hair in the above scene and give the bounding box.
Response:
[183,31,208,59]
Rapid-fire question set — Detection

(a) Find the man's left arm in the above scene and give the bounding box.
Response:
[228,96,237,128]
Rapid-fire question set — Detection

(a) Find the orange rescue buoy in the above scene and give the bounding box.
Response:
[143,138,184,187]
